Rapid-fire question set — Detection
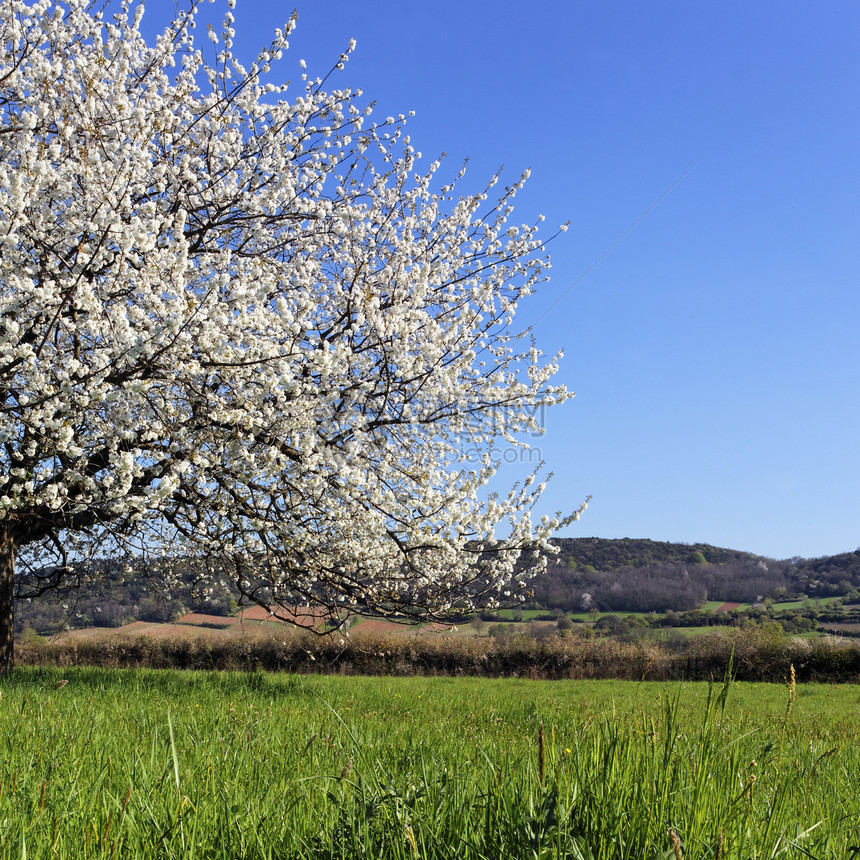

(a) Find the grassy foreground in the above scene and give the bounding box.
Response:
[0,667,858,859]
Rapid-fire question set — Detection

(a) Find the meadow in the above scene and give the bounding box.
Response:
[1,666,858,859]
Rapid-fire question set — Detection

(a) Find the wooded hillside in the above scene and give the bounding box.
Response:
[530,539,860,613]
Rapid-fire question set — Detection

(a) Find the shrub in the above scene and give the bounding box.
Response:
[13,626,860,683]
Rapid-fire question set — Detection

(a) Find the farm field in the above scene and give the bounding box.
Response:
[771,597,842,611]
[1,667,858,859]
[702,601,730,612]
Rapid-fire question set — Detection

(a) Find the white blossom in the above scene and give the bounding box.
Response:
[0,0,585,638]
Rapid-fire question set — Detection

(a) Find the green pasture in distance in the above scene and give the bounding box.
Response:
[561,611,648,623]
[702,600,729,611]
[771,596,842,611]
[699,597,842,614]
[1,667,858,859]
[491,608,549,620]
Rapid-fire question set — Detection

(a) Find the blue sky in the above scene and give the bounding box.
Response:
[142,1,860,560]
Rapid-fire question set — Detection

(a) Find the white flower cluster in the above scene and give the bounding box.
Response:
[0,0,584,620]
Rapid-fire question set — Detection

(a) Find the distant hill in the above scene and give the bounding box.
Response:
[14,538,860,635]
[528,538,860,613]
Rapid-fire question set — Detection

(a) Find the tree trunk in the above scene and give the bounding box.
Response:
[0,529,14,674]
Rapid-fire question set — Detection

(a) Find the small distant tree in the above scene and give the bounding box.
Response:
[19,626,44,645]
[0,1,585,670]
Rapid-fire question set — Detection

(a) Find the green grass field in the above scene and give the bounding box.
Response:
[701,602,728,612]
[492,609,552,620]
[1,667,858,859]
[770,597,842,611]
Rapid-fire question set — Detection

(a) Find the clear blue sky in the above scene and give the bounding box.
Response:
[142,1,860,560]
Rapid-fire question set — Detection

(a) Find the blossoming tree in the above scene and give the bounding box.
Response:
[0,0,584,669]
